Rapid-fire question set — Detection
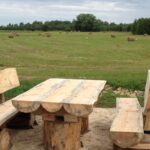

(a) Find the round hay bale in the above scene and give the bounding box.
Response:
[45,33,51,37]
[127,37,135,42]
[38,33,42,36]
[13,32,19,36]
[8,34,14,39]
[111,34,116,38]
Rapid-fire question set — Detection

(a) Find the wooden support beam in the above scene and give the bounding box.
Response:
[110,98,144,148]
[0,128,12,150]
[43,113,82,150]
[81,117,89,134]
[0,94,5,104]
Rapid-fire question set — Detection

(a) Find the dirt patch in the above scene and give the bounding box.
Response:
[105,85,144,97]
[10,108,115,150]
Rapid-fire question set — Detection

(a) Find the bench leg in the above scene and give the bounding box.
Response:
[43,115,82,150]
[0,128,12,150]
[7,113,36,129]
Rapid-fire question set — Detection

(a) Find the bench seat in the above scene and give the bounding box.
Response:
[110,98,144,148]
[0,100,18,127]
[110,70,150,150]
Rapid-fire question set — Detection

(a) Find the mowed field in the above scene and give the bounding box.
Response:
[0,31,150,106]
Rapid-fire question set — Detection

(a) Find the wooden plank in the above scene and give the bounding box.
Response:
[110,98,144,148]
[63,80,106,116]
[12,79,106,116]
[0,100,18,126]
[41,79,84,113]
[12,79,66,113]
[0,68,20,94]
[42,113,78,123]
[144,70,150,114]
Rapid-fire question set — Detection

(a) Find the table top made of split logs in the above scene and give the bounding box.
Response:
[12,78,106,116]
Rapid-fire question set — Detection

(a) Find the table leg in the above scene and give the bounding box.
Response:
[0,94,5,104]
[43,116,82,150]
[81,116,89,134]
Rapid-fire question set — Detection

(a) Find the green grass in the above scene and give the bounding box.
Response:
[96,90,144,107]
[0,31,149,107]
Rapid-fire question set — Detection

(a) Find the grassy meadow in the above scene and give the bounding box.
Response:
[0,31,150,107]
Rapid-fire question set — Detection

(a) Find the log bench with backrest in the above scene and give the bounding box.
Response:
[0,68,35,150]
[110,70,150,150]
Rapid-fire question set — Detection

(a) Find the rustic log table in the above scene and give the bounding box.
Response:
[12,78,106,150]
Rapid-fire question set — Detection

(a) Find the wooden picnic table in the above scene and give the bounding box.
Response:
[12,78,106,150]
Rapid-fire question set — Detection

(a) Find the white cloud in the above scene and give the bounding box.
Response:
[0,0,149,25]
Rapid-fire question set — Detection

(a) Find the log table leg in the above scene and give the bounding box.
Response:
[0,94,5,104]
[42,113,82,150]
[81,116,89,134]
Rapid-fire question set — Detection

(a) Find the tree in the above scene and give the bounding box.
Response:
[73,14,101,31]
[132,18,150,35]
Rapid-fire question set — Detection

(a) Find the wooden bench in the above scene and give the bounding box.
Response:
[110,70,150,150]
[0,68,35,150]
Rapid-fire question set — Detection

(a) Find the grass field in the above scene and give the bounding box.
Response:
[0,31,150,107]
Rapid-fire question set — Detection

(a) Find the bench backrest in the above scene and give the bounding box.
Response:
[0,68,20,103]
[144,70,150,114]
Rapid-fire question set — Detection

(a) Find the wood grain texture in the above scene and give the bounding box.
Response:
[144,70,150,114]
[12,79,106,116]
[110,98,144,148]
[0,128,12,150]
[0,68,20,94]
[43,118,81,150]
[0,94,5,104]
[113,134,150,150]
[0,100,18,126]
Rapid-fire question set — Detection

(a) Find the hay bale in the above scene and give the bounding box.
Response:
[13,32,19,36]
[8,34,14,39]
[144,33,148,36]
[45,33,51,37]
[111,34,116,38]
[38,33,42,36]
[127,37,135,42]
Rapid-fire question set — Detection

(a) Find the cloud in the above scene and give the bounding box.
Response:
[0,0,149,25]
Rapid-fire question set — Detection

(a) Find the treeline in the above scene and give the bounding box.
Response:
[0,14,149,34]
[131,18,150,35]
[0,21,73,31]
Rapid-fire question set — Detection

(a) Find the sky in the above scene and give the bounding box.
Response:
[0,0,149,25]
